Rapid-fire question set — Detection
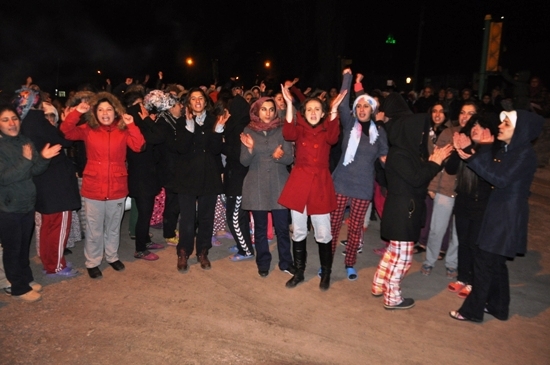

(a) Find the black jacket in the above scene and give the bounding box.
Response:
[21,110,80,214]
[222,95,250,196]
[381,113,441,241]
[171,113,224,196]
[126,104,163,197]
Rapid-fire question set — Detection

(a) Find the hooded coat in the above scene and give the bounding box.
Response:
[21,109,81,214]
[380,113,441,241]
[61,107,145,201]
[467,110,544,258]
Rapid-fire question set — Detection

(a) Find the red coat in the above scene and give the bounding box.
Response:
[278,113,339,214]
[61,110,145,200]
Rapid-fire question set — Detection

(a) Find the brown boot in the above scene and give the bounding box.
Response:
[177,249,189,272]
[197,249,211,270]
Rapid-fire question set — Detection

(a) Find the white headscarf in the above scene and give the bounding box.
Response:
[342,95,379,166]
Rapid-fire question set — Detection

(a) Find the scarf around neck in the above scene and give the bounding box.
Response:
[342,119,379,166]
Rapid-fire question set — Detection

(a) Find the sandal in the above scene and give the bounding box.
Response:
[449,310,481,322]
[228,245,238,253]
[448,281,466,293]
[229,253,254,262]
[421,264,433,276]
[413,245,426,254]
[457,284,472,299]
[446,267,458,278]
[211,237,222,247]
[346,267,358,281]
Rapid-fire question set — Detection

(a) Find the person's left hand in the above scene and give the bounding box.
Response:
[272,145,284,159]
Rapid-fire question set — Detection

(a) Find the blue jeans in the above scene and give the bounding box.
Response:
[251,209,292,271]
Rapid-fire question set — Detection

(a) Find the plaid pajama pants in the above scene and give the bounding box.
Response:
[372,240,414,306]
[330,193,370,266]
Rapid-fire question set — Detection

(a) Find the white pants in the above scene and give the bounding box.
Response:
[291,207,332,243]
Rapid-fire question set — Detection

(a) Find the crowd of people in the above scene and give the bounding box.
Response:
[0,69,546,321]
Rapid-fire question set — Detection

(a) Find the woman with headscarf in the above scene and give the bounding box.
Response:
[240,97,294,277]
[450,110,544,322]
[330,69,388,283]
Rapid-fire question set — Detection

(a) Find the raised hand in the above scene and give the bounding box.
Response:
[240,133,254,151]
[122,114,135,125]
[429,144,453,165]
[479,128,495,144]
[281,84,293,105]
[272,144,284,159]
[216,109,231,126]
[22,144,33,160]
[40,143,62,159]
[75,101,90,114]
[343,68,352,75]
[453,132,471,150]
[329,89,348,112]
[185,106,193,121]
[138,104,156,121]
[355,73,364,84]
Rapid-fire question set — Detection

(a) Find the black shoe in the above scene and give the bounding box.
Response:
[63,248,72,255]
[285,270,305,288]
[281,266,296,276]
[87,267,102,279]
[384,298,415,310]
[109,260,125,271]
[258,270,269,278]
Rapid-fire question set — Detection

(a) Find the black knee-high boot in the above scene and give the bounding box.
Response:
[286,239,307,288]
[318,241,333,291]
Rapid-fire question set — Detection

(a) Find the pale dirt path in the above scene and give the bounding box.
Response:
[2,168,550,364]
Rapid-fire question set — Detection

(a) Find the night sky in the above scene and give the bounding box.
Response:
[1,0,548,95]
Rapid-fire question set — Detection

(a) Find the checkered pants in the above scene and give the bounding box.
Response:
[213,195,226,233]
[330,193,370,266]
[372,241,414,306]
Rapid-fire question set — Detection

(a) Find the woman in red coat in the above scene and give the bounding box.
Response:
[278,85,346,290]
[61,92,145,279]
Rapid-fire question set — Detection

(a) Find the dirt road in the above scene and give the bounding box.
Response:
[2,169,550,365]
